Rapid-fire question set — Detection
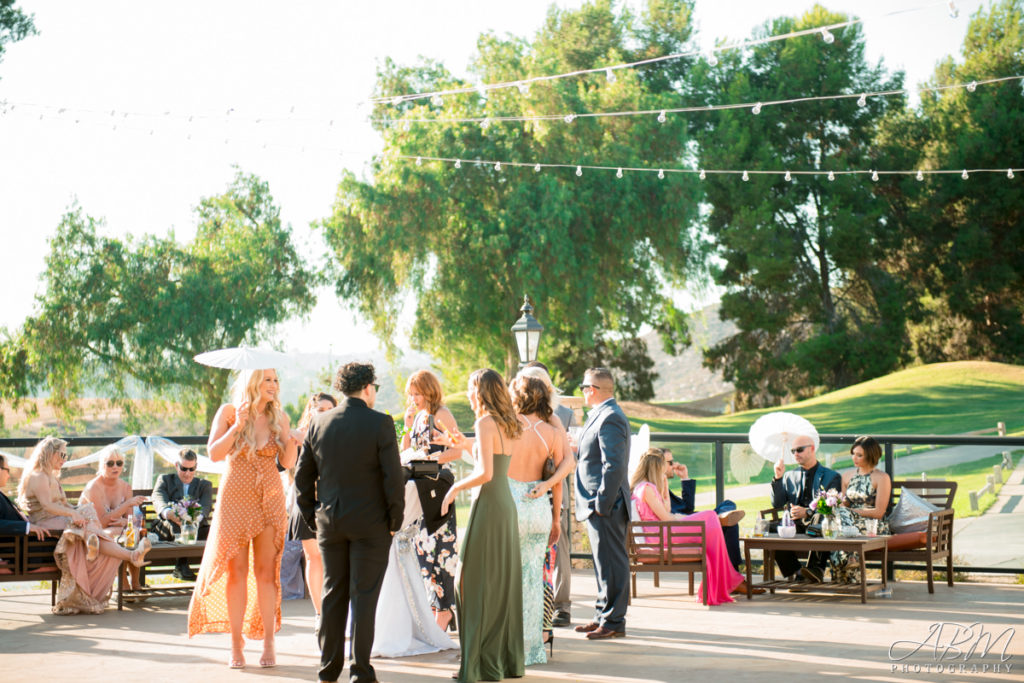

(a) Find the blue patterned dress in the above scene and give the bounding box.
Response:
[829,471,891,583]
[411,411,458,612]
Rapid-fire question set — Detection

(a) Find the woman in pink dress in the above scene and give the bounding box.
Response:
[629,449,747,605]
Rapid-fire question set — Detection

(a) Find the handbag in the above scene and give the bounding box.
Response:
[406,459,442,478]
[541,454,557,481]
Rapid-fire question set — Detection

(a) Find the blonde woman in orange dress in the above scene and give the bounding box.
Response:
[187,368,301,669]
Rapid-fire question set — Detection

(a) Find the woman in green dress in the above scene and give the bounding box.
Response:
[440,369,524,682]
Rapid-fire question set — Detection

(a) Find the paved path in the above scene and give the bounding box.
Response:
[954,455,1024,569]
[2,572,1022,682]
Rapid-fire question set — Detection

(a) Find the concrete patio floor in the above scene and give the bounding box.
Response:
[1,570,1021,683]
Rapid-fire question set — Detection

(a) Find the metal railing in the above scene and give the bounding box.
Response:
[3,432,1022,574]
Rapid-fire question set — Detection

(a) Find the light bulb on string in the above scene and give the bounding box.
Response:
[1008,168,1015,179]
[564,114,576,123]
[431,95,443,106]
[576,166,583,177]
[948,1,959,18]
[752,102,762,115]
[657,110,667,123]
[416,157,422,166]
[871,170,879,182]
[454,159,462,169]
[961,169,969,179]
[828,171,836,181]
[742,170,749,181]
[658,169,665,179]
[403,120,411,132]
[699,169,706,180]
[476,84,488,99]
[534,163,541,172]
[495,162,502,172]
[821,28,835,44]
[707,52,718,67]
[518,82,530,96]
[391,96,403,106]
[481,118,491,130]
[916,170,924,181]
[966,80,977,92]
[784,170,792,181]
[857,94,867,107]
[616,168,623,178]
[605,68,616,84]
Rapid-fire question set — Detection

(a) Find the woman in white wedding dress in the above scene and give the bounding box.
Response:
[359,479,457,658]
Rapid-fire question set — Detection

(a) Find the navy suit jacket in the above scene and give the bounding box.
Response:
[574,398,631,522]
[152,473,213,523]
[770,463,842,510]
[0,491,29,536]
[668,479,697,515]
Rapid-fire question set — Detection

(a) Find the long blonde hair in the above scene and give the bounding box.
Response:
[469,369,522,439]
[230,368,284,451]
[17,436,68,508]
[629,448,668,501]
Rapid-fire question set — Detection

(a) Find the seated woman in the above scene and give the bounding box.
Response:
[630,449,747,605]
[79,454,148,589]
[829,435,892,583]
[17,436,151,614]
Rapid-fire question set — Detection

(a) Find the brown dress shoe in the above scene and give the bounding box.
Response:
[586,627,626,640]
[574,621,600,633]
[732,580,766,595]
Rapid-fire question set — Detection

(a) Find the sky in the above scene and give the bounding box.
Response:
[0,0,986,356]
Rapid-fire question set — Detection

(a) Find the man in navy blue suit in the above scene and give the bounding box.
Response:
[573,367,630,640]
[769,433,841,582]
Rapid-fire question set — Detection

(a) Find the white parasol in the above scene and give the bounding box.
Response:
[193,346,292,370]
[627,423,651,483]
[729,443,765,484]
[748,411,819,465]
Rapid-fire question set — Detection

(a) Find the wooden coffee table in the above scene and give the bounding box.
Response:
[116,540,206,610]
[741,533,888,603]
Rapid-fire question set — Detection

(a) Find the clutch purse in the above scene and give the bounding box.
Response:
[407,459,442,478]
[541,455,557,481]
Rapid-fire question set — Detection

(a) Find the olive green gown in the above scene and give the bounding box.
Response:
[455,451,525,682]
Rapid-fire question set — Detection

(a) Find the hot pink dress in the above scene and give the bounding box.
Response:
[631,482,743,605]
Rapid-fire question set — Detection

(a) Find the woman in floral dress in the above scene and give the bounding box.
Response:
[830,435,892,583]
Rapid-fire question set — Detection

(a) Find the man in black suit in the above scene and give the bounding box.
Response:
[573,367,630,640]
[770,433,842,582]
[0,454,52,573]
[151,448,213,580]
[296,362,405,683]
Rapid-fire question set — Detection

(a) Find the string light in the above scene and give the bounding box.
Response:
[431,95,443,107]
[948,1,959,18]
[784,170,792,181]
[416,156,422,166]
[518,82,530,96]
[657,110,667,123]
[752,102,762,115]
[699,169,706,180]
[821,28,835,44]
[454,159,461,169]
[966,80,977,92]
[534,163,541,172]
[828,171,836,181]
[742,170,749,181]
[916,170,924,181]
[857,93,867,107]
[564,114,576,123]
[961,169,969,179]
[871,170,879,181]
[1009,168,1016,179]
[605,68,616,84]
[481,118,491,130]
[658,169,665,179]
[707,52,718,67]
[495,161,502,171]
[616,167,623,178]
[576,166,583,177]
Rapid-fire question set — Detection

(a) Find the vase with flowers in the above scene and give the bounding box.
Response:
[810,487,845,538]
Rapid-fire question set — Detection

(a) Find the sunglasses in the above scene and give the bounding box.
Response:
[178,464,197,472]
[105,460,124,468]
[579,384,596,391]
[0,466,9,472]
[59,452,69,461]
[372,383,381,392]
[790,445,813,455]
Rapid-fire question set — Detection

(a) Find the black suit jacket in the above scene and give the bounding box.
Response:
[770,463,842,510]
[151,473,214,523]
[295,396,405,538]
[668,479,696,516]
[0,491,29,536]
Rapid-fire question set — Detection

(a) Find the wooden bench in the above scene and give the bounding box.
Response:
[864,479,957,593]
[627,519,708,605]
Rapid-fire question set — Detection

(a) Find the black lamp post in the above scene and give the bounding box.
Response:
[510,295,543,368]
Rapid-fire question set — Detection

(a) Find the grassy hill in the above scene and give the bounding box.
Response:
[639,361,1024,435]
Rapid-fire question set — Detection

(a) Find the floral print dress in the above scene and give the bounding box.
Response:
[829,471,891,583]
[411,412,458,613]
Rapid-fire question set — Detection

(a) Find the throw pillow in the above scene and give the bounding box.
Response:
[888,488,941,533]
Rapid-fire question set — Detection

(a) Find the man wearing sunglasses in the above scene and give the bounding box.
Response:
[770,432,841,583]
[151,448,213,579]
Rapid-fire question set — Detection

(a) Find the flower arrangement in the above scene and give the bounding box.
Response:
[173,497,203,523]
[810,487,845,517]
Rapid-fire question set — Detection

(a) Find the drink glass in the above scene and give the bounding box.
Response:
[754,519,769,537]
[865,518,878,537]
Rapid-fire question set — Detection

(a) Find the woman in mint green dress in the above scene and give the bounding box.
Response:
[440,369,524,682]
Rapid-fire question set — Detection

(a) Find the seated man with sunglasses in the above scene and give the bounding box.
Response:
[151,448,213,579]
[770,433,841,583]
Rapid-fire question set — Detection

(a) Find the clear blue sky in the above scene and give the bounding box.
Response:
[0,0,985,353]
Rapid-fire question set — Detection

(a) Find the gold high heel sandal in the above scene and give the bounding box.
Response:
[85,534,100,562]
[130,537,152,567]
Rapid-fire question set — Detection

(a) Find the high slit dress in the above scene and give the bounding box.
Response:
[187,426,287,640]
[454,441,524,683]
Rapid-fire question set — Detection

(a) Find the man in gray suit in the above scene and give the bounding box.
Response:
[573,367,630,640]
[151,448,214,579]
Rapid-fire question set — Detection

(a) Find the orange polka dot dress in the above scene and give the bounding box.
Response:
[187,425,287,640]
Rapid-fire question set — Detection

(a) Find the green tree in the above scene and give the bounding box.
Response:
[690,5,911,407]
[319,0,701,396]
[0,0,35,75]
[878,0,1024,363]
[25,171,317,428]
